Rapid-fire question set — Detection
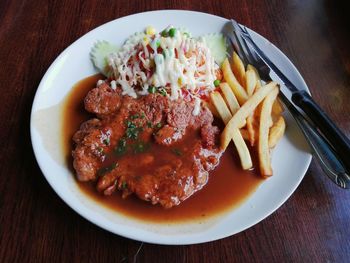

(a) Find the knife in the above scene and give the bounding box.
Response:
[234,22,350,176]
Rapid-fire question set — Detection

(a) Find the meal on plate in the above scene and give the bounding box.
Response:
[71,26,285,208]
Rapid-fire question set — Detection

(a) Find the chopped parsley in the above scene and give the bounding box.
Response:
[121,181,128,189]
[115,138,127,156]
[125,120,142,139]
[171,148,183,156]
[97,163,118,176]
[125,120,136,128]
[130,113,140,120]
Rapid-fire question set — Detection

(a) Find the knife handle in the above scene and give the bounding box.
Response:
[291,90,350,171]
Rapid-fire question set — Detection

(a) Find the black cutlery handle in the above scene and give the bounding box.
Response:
[292,90,350,171]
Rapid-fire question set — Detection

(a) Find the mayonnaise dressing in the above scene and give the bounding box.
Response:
[108,27,219,115]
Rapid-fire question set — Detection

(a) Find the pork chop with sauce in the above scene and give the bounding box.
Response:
[72,81,222,208]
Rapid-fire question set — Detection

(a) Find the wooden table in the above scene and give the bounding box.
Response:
[1,0,349,262]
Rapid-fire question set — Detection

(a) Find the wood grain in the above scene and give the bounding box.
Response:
[1,0,349,262]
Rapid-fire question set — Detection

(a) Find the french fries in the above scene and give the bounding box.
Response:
[247,64,262,89]
[244,66,258,146]
[221,82,278,150]
[208,54,286,178]
[220,83,240,115]
[222,58,248,105]
[231,129,253,170]
[258,87,279,177]
[232,52,246,87]
[268,116,286,148]
[246,115,256,146]
[272,99,284,118]
[245,68,257,96]
[246,64,262,142]
[210,92,252,169]
[210,92,232,124]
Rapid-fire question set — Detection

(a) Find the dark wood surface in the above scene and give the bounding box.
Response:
[1,0,349,262]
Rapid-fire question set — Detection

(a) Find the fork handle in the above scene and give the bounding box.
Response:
[292,90,350,171]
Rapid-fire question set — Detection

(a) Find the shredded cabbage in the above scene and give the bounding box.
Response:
[90,27,228,115]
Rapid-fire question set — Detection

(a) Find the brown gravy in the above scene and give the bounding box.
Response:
[62,74,263,223]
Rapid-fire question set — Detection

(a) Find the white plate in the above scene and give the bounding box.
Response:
[30,10,311,245]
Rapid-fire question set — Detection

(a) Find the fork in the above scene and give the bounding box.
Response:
[224,20,350,189]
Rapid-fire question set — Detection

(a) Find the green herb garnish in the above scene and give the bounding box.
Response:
[121,181,128,189]
[115,138,127,156]
[126,120,136,128]
[130,113,139,120]
[97,163,118,176]
[125,120,141,139]
[171,148,183,156]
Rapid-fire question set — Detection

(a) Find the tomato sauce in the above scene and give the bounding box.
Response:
[62,74,263,223]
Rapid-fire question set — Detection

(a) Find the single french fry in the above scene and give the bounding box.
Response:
[244,68,258,145]
[231,129,253,169]
[232,52,246,87]
[246,115,256,146]
[247,64,264,145]
[220,82,240,115]
[222,58,248,105]
[203,100,220,118]
[268,116,286,148]
[272,99,284,118]
[211,92,252,169]
[245,68,257,96]
[221,82,278,150]
[251,108,264,146]
[247,64,262,89]
[210,92,232,124]
[258,88,279,177]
